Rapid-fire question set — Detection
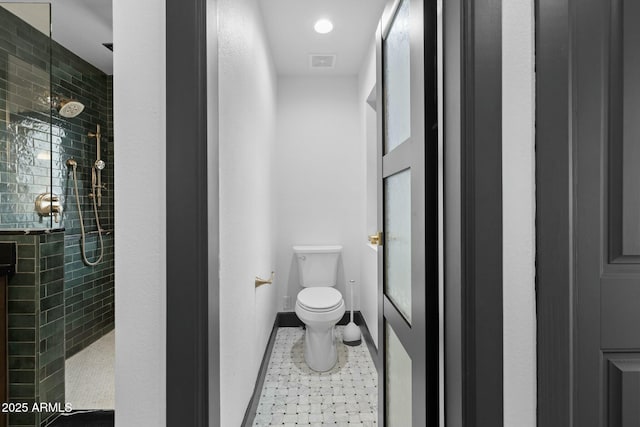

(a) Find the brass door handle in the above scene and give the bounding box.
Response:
[255,272,275,288]
[368,232,383,246]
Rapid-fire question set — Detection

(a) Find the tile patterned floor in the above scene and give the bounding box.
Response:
[252,326,378,427]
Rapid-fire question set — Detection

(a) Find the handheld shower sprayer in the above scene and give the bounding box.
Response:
[66,157,104,266]
[64,123,107,267]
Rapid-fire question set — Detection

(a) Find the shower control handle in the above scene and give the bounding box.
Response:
[35,193,63,220]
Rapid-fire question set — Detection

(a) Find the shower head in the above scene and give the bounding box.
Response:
[56,99,85,118]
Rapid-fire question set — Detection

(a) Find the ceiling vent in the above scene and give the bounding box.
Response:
[309,54,336,69]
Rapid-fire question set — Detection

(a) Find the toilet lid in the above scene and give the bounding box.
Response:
[297,287,343,312]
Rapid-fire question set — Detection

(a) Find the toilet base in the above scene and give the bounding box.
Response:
[303,325,338,372]
[295,297,345,372]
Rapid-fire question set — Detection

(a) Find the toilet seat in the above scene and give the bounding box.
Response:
[297,287,343,312]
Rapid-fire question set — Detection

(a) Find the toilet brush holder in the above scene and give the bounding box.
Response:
[343,322,361,346]
[343,279,361,346]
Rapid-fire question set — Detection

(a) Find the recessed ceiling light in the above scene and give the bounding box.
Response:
[314,19,333,34]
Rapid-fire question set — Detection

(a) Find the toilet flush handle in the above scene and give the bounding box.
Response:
[298,256,306,261]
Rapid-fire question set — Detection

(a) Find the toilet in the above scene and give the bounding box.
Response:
[293,245,345,372]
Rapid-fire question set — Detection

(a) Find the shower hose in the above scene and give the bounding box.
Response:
[70,163,104,266]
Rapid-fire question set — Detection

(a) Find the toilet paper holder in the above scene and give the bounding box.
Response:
[255,271,275,288]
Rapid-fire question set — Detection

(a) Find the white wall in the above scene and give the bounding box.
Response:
[217,0,279,425]
[357,38,379,347]
[274,77,364,314]
[502,0,536,426]
[113,0,166,425]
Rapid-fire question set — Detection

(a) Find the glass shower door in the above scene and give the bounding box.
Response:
[0,6,54,427]
[0,3,53,230]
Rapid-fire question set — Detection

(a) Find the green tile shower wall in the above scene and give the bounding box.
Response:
[0,7,52,230]
[64,233,114,357]
[0,231,65,427]
[0,8,114,365]
[38,232,65,427]
[50,31,115,360]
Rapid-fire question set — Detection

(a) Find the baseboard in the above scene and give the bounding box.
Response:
[241,317,280,427]
[278,310,374,328]
[277,311,303,327]
[356,312,379,371]
[241,311,378,426]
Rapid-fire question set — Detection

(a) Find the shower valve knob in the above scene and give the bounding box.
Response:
[35,192,63,220]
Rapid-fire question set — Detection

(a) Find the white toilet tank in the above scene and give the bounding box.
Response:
[293,245,342,287]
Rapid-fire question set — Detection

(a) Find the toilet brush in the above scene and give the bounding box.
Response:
[343,279,361,346]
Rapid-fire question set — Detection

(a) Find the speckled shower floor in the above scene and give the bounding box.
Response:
[65,330,115,410]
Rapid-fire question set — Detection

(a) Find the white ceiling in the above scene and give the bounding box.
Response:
[1,0,386,77]
[258,0,386,76]
[0,0,113,75]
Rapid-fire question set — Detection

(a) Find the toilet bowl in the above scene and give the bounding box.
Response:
[295,287,345,372]
[293,245,344,372]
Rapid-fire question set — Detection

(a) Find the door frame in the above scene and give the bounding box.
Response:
[460,0,504,425]
[164,0,505,425]
[444,0,504,426]
[166,0,216,425]
[535,0,573,425]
